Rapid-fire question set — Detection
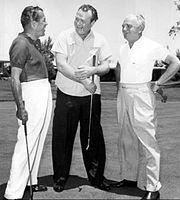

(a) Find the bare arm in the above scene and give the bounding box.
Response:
[152,54,180,92]
[115,61,121,92]
[55,52,96,93]
[11,67,28,124]
[94,59,110,76]
[74,58,110,79]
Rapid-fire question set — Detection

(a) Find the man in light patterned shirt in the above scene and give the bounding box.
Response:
[51,4,112,193]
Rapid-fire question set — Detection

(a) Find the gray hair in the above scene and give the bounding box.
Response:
[125,14,145,32]
[136,14,145,32]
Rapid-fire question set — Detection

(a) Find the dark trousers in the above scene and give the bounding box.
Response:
[52,89,106,184]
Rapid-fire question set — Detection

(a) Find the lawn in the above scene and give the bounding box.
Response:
[1,79,180,199]
[0,79,180,101]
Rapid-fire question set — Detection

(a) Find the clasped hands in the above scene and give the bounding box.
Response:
[74,65,97,94]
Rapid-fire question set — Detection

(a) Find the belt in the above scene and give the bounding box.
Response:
[120,82,150,89]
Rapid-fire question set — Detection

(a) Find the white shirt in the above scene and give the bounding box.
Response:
[119,36,169,83]
[52,27,112,96]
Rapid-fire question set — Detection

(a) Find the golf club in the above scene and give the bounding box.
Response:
[86,55,96,150]
[23,101,33,200]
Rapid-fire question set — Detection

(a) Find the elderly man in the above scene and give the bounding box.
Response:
[51,4,112,193]
[4,6,52,200]
[112,14,180,200]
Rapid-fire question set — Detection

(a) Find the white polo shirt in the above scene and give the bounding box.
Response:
[119,36,169,84]
[52,27,112,96]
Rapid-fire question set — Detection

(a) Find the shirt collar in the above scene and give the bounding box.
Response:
[19,32,41,51]
[125,35,145,49]
[133,35,144,47]
[73,29,94,44]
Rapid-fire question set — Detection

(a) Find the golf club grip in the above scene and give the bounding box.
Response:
[92,55,96,82]
[93,55,96,67]
[22,100,28,134]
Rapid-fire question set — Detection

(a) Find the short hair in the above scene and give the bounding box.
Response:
[125,14,145,32]
[136,14,145,32]
[78,4,98,22]
[21,6,43,28]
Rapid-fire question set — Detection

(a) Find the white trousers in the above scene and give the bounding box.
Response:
[5,79,52,199]
[117,83,161,192]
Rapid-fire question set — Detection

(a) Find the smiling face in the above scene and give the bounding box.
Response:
[74,8,94,40]
[33,10,48,38]
[122,15,142,46]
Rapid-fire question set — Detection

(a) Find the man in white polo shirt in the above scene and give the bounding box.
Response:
[51,4,112,193]
[112,14,180,200]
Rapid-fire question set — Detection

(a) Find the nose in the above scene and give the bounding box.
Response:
[77,21,83,26]
[75,18,83,27]
[122,25,127,31]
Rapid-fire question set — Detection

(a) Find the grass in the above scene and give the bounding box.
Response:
[1,79,180,199]
[1,79,180,102]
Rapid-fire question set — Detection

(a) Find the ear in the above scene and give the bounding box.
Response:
[137,26,142,34]
[31,20,37,29]
[91,20,96,27]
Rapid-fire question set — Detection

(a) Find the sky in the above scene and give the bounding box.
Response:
[1,0,180,62]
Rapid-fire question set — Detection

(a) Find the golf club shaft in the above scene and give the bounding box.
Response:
[24,123,33,200]
[86,55,96,150]
[23,101,33,200]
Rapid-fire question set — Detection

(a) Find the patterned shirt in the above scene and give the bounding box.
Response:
[9,32,48,82]
[52,27,112,96]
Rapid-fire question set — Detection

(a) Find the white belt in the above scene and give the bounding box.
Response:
[120,82,151,89]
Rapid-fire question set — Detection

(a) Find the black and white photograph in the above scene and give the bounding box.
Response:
[1,0,180,199]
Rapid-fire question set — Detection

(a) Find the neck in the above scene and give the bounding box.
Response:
[25,32,37,40]
[128,35,142,48]
[128,41,134,48]
[80,34,87,40]
[78,30,91,40]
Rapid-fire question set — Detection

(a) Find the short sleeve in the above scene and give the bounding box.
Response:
[154,44,169,61]
[99,36,112,62]
[51,32,68,56]
[9,38,29,69]
[118,43,126,64]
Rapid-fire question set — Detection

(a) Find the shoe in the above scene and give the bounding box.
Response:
[89,177,111,191]
[96,181,111,191]
[141,191,160,200]
[53,177,66,193]
[32,184,47,192]
[110,179,137,188]
[26,184,48,192]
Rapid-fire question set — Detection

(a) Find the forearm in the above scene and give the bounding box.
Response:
[93,60,110,76]
[57,62,95,90]
[115,63,120,87]
[156,60,180,85]
[11,77,24,109]
[57,62,81,83]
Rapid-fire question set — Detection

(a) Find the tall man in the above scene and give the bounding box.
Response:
[113,14,180,200]
[4,6,52,200]
[52,4,112,192]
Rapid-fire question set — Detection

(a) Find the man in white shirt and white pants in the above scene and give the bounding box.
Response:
[112,14,180,200]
